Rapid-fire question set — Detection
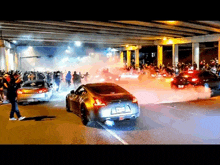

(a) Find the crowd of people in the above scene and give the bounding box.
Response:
[123,58,220,76]
[0,70,91,103]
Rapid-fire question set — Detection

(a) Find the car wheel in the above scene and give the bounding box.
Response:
[80,105,90,126]
[66,99,71,112]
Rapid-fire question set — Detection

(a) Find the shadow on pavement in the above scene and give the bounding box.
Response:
[22,115,56,121]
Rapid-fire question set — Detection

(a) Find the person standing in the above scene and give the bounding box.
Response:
[65,71,71,87]
[83,72,89,83]
[4,73,25,121]
[193,62,197,70]
[72,71,80,89]
[54,71,61,92]
[0,74,4,103]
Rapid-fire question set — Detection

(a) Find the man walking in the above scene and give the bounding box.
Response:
[4,72,25,121]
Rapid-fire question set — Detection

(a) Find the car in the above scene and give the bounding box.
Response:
[17,80,53,104]
[171,70,220,92]
[91,71,121,83]
[66,83,140,126]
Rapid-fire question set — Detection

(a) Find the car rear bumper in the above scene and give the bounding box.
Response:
[17,93,48,102]
[89,102,140,122]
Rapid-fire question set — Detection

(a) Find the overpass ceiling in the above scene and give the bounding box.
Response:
[0,20,220,48]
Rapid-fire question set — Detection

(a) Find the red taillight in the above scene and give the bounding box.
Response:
[132,96,138,103]
[93,97,106,106]
[191,78,198,82]
[37,88,48,93]
[17,89,23,94]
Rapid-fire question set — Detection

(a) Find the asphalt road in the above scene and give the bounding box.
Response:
[1,88,220,144]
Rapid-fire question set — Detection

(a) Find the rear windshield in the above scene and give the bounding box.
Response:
[88,85,128,94]
[179,72,200,78]
[22,81,45,88]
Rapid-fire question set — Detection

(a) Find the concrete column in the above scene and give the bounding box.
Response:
[192,42,199,70]
[218,41,220,65]
[127,50,131,67]
[157,45,163,67]
[0,40,6,70]
[120,51,124,66]
[5,48,9,72]
[135,49,139,69]
[172,44,178,68]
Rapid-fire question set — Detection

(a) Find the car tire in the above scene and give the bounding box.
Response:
[80,105,90,126]
[66,99,71,112]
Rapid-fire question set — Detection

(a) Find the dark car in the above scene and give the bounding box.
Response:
[171,70,220,91]
[66,83,140,126]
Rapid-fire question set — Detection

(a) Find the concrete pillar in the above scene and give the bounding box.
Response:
[127,50,131,67]
[172,44,178,68]
[135,49,139,69]
[192,42,199,70]
[157,45,163,67]
[0,40,6,70]
[218,41,220,65]
[120,51,124,66]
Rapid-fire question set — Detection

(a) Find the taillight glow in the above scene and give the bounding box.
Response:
[171,78,174,81]
[37,88,48,93]
[17,89,23,94]
[132,97,138,103]
[191,78,198,82]
[93,97,106,106]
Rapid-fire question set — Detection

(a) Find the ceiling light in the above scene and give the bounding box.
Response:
[75,41,82,47]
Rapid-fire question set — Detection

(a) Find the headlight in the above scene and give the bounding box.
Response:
[116,78,119,81]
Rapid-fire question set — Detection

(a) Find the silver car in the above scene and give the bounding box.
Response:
[66,83,140,126]
[17,80,53,104]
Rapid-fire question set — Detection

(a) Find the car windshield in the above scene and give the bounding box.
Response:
[88,85,128,94]
[22,81,45,88]
[179,72,200,78]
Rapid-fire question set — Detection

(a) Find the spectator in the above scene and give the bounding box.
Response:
[54,71,61,92]
[65,71,71,87]
[193,62,197,70]
[28,72,35,81]
[84,72,89,83]
[5,73,25,121]
[0,74,4,103]
[73,71,80,89]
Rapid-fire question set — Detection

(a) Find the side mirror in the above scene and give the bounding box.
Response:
[70,90,75,94]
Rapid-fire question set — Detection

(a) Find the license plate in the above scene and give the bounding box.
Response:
[116,107,125,113]
[178,85,184,88]
[28,98,34,102]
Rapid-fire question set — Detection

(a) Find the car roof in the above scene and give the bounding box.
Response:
[23,80,46,84]
[84,83,118,87]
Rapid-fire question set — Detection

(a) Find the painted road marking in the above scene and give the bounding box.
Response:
[97,121,128,145]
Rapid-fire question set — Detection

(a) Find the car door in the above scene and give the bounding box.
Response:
[69,86,83,114]
[72,87,87,115]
